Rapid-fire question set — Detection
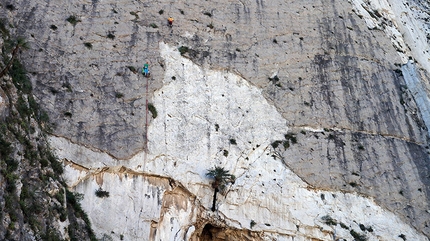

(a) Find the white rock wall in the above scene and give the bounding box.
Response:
[52,42,428,240]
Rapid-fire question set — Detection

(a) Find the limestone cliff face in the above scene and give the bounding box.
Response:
[1,0,430,240]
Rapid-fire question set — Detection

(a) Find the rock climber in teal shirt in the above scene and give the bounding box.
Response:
[143,62,149,77]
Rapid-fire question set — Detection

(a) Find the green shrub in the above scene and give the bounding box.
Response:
[268,75,279,83]
[51,161,64,175]
[350,229,367,241]
[66,189,97,241]
[41,228,63,241]
[11,59,32,94]
[17,96,31,117]
[178,46,189,55]
[148,103,157,118]
[0,135,12,157]
[271,140,281,149]
[38,110,50,124]
[115,92,124,98]
[285,133,297,143]
[321,215,337,226]
[129,12,139,19]
[5,158,18,172]
[28,95,39,113]
[340,222,349,229]
[150,23,158,28]
[107,33,115,39]
[95,188,110,198]
[66,16,80,26]
[5,173,18,192]
[250,220,256,229]
[40,158,49,167]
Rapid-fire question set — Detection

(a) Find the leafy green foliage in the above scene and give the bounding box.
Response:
[206,166,235,192]
[66,15,80,26]
[115,92,124,98]
[107,34,115,40]
[350,229,367,241]
[0,27,95,240]
[10,59,32,94]
[178,46,189,55]
[321,215,337,226]
[206,166,235,211]
[148,103,157,118]
[95,188,110,198]
[66,190,97,241]
[271,132,297,150]
[250,220,256,229]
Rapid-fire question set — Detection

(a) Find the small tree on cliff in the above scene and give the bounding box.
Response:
[0,37,29,78]
[206,166,235,211]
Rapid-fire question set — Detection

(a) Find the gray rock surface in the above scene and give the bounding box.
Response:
[1,0,430,238]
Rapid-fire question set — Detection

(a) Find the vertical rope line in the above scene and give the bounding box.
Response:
[143,74,149,172]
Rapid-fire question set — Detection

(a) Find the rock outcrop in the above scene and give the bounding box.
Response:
[0,23,96,240]
[1,0,430,240]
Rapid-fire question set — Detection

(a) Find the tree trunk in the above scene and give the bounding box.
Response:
[211,188,218,211]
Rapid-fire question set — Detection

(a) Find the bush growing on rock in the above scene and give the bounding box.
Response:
[95,188,110,198]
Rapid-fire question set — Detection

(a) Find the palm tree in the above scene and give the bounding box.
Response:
[0,37,29,79]
[206,166,235,211]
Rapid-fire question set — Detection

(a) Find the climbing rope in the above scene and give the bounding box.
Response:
[143,72,150,171]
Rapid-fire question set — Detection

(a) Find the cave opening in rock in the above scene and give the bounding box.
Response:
[200,223,222,241]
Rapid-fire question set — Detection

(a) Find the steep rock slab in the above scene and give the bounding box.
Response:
[2,0,424,158]
[55,42,428,240]
[2,0,430,238]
